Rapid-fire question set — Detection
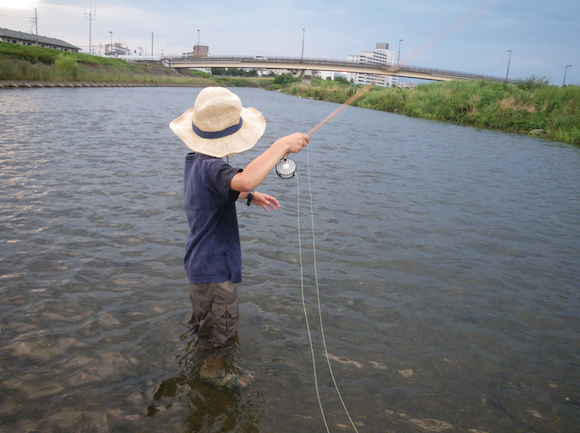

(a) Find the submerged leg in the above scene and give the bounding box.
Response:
[200,354,254,389]
[189,281,253,389]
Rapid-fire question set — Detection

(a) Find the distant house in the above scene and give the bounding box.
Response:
[0,28,80,52]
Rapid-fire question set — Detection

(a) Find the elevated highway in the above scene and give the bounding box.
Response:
[165,56,506,83]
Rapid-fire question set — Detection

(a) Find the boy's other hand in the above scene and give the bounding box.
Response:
[252,192,280,212]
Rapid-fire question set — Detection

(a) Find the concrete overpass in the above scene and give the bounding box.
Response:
[165,56,506,83]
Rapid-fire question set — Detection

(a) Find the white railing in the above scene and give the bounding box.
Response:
[167,56,509,82]
[117,55,161,62]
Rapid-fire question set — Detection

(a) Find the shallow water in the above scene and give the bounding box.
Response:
[0,87,579,432]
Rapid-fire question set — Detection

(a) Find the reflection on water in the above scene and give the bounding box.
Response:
[147,334,261,433]
[0,87,579,432]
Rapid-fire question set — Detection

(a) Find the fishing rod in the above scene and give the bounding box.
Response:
[275,80,375,178]
[276,0,502,179]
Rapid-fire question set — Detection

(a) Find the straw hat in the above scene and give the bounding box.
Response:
[169,87,266,158]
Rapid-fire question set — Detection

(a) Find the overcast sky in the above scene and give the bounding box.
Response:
[1,0,578,85]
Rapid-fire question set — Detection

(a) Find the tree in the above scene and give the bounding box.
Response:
[211,67,226,76]
[514,75,551,90]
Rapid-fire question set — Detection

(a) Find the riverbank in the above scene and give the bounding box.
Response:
[0,42,271,87]
[281,79,580,146]
[2,42,578,145]
[0,80,208,88]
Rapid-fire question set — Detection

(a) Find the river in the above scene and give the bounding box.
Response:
[0,87,579,432]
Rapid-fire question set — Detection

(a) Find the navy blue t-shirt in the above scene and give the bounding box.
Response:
[183,153,242,284]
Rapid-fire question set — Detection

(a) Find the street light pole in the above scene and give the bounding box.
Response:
[197,29,200,58]
[109,31,112,57]
[505,49,512,83]
[563,65,572,87]
[301,28,305,61]
[398,39,403,65]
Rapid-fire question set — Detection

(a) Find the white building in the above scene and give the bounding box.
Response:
[347,43,398,88]
[397,80,416,89]
[106,42,131,57]
[315,70,334,80]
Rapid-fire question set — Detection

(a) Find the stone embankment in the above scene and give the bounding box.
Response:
[0,81,206,89]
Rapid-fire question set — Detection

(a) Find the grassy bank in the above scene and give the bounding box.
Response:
[3,43,578,145]
[0,42,272,87]
[281,78,580,146]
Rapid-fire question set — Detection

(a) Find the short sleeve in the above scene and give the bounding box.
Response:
[205,159,242,203]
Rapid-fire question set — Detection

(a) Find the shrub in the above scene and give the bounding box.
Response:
[187,69,211,79]
[54,54,79,80]
[334,76,350,85]
[273,73,299,85]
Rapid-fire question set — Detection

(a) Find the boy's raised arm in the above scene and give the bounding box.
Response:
[230,132,309,192]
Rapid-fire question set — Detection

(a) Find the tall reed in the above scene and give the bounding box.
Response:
[283,79,580,146]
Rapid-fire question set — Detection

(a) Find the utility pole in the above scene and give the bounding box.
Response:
[301,28,305,61]
[505,49,512,83]
[398,39,403,65]
[85,6,96,55]
[34,9,38,46]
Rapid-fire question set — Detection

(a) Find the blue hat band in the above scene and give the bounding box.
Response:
[192,118,243,139]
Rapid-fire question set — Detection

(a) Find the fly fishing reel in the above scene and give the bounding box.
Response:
[275,157,297,179]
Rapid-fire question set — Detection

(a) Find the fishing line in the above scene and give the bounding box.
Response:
[295,157,359,433]
[306,147,360,432]
[303,0,504,139]
[283,2,503,428]
[296,175,331,433]
[396,0,503,68]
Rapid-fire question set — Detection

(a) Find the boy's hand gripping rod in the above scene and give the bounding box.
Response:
[275,83,374,178]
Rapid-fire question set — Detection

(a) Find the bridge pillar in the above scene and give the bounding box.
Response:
[301,70,312,85]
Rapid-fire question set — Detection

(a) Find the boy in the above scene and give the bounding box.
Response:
[170,87,309,388]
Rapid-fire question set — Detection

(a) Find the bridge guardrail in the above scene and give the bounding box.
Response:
[168,56,509,83]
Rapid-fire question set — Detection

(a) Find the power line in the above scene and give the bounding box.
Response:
[0,14,30,19]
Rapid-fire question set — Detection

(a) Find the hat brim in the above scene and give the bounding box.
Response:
[170,106,266,158]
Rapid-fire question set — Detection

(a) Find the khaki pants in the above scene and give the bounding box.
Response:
[188,281,239,350]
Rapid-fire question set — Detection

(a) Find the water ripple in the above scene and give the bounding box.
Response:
[0,87,579,432]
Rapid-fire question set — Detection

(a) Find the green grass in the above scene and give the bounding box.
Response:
[0,42,139,68]
[280,79,580,146]
[0,42,273,87]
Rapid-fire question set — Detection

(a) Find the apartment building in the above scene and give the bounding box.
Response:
[347,43,398,88]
